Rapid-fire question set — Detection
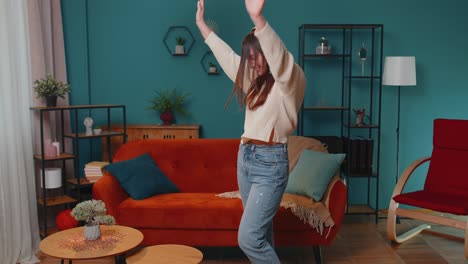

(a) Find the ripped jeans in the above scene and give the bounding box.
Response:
[237,143,289,264]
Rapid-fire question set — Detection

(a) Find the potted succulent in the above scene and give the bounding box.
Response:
[147,88,190,125]
[175,36,185,54]
[33,74,71,107]
[71,199,115,240]
[208,61,217,73]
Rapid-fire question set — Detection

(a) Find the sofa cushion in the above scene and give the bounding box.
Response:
[285,149,345,201]
[104,153,179,200]
[117,193,315,231]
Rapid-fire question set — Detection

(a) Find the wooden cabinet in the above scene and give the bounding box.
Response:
[102,124,200,161]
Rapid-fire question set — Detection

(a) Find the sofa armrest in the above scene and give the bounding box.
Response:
[326,178,347,227]
[322,176,347,242]
[92,173,129,220]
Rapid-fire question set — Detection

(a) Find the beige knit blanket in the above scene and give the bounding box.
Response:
[217,136,338,237]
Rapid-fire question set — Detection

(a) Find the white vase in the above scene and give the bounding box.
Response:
[175,45,185,54]
[84,223,101,240]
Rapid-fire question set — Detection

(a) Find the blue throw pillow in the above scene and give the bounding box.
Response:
[285,149,345,201]
[104,153,179,200]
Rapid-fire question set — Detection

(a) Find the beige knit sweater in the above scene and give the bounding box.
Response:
[205,23,306,143]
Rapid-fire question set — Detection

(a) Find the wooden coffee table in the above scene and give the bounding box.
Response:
[126,244,203,264]
[39,225,143,264]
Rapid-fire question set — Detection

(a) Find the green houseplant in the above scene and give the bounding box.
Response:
[71,199,115,240]
[33,74,71,107]
[147,88,190,125]
[175,36,185,46]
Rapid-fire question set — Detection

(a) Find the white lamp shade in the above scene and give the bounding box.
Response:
[382,56,416,86]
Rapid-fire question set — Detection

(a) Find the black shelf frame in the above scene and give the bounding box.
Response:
[200,51,220,75]
[30,104,127,237]
[163,26,195,56]
[298,24,384,222]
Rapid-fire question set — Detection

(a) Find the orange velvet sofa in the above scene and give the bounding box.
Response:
[93,138,346,260]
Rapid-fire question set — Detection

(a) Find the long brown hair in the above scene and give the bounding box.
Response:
[224,30,275,111]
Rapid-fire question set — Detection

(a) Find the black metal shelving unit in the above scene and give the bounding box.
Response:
[30,104,126,237]
[298,24,384,222]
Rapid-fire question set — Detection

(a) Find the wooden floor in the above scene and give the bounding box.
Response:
[36,215,468,263]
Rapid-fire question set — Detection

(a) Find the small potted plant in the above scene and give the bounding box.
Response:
[147,88,190,125]
[208,61,217,73]
[175,36,185,54]
[71,199,115,240]
[33,74,71,107]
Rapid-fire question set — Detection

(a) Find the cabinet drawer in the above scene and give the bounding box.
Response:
[141,128,198,140]
[102,124,200,161]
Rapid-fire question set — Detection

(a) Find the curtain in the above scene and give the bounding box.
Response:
[0,0,40,263]
[28,0,71,159]
[0,0,70,262]
[28,0,73,240]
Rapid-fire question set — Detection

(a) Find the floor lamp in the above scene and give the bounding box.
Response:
[382,56,417,185]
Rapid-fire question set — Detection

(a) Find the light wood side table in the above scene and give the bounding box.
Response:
[39,225,143,264]
[126,244,203,264]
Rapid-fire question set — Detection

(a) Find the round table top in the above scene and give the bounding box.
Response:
[126,244,203,264]
[39,225,143,260]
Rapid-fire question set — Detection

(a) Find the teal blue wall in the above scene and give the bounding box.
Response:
[61,0,468,209]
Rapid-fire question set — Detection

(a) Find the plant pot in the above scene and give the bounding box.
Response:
[209,66,217,73]
[84,222,101,240]
[175,45,185,54]
[160,111,174,125]
[45,95,58,107]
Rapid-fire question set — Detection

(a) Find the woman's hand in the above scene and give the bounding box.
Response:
[196,0,205,25]
[196,0,212,39]
[245,0,266,30]
[245,0,264,18]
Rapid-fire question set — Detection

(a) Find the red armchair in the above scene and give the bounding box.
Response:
[387,118,468,259]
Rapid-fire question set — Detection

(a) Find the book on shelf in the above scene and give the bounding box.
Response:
[342,136,374,175]
[85,176,102,183]
[84,161,108,183]
[84,168,104,173]
[85,161,109,168]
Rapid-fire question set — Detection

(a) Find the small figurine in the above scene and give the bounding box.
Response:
[83,117,93,136]
[353,108,366,126]
[316,36,331,55]
[358,42,367,76]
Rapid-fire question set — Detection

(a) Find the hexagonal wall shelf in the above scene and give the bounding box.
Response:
[200,51,220,75]
[163,26,195,56]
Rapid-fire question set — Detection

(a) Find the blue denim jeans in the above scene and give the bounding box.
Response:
[237,143,289,264]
